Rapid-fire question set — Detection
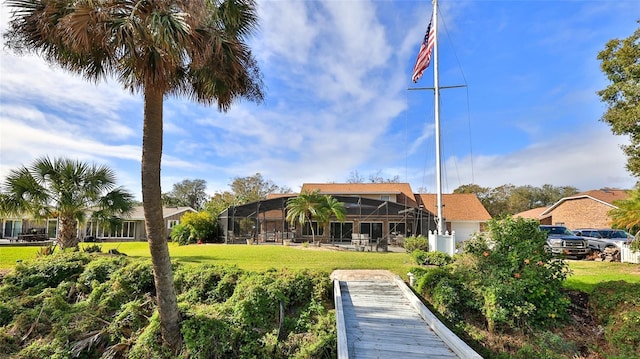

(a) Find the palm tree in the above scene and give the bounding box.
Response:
[610,186,640,251]
[286,191,346,245]
[1,157,134,248]
[5,0,264,350]
[286,191,322,243]
[316,195,346,245]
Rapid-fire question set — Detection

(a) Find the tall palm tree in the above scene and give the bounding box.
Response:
[316,195,346,245]
[286,191,322,243]
[1,157,134,248]
[5,0,264,350]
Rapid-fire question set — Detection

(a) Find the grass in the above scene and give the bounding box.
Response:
[563,259,640,292]
[0,242,416,278]
[2,243,639,287]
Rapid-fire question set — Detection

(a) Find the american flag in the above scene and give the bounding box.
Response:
[411,13,435,83]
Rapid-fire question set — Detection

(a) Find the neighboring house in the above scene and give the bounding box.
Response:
[1,215,57,241]
[218,183,491,244]
[417,193,492,241]
[514,207,552,225]
[1,206,196,242]
[515,189,629,230]
[81,206,196,241]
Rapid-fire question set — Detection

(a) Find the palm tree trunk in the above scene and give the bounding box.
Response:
[142,86,182,351]
[57,215,78,248]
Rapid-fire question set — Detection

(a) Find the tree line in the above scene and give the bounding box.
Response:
[453,183,579,217]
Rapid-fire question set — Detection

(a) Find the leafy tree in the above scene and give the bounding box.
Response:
[0,157,134,248]
[597,21,640,177]
[454,183,578,217]
[163,179,209,210]
[230,173,291,203]
[204,175,290,217]
[5,0,264,350]
[205,191,240,217]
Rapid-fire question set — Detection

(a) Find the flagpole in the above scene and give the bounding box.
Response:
[432,0,444,235]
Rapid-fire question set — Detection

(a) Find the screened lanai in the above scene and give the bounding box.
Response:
[217,195,437,244]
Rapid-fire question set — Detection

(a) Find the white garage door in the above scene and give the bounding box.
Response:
[451,222,479,243]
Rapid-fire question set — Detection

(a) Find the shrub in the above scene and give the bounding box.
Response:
[78,255,129,290]
[173,211,218,245]
[403,235,429,253]
[174,264,242,304]
[457,217,571,332]
[415,267,471,322]
[3,252,91,294]
[418,217,571,333]
[171,223,194,245]
[1,252,337,358]
[411,250,452,266]
[590,281,640,357]
[81,244,102,253]
[0,302,14,327]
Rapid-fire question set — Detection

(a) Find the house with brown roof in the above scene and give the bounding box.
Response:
[80,206,196,241]
[514,207,552,225]
[515,189,629,230]
[218,182,491,244]
[417,193,492,241]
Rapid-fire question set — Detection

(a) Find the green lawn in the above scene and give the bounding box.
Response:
[2,243,639,288]
[0,242,416,278]
[563,259,640,292]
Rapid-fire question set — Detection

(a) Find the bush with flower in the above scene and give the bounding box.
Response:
[414,217,571,333]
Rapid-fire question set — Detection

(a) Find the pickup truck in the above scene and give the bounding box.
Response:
[539,225,590,259]
[573,228,633,252]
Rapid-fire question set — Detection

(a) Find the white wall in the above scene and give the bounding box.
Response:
[450,221,480,243]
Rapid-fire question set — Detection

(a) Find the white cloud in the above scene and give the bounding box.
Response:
[439,127,635,192]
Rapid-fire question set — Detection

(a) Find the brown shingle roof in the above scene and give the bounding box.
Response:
[514,206,549,220]
[541,189,630,216]
[417,193,491,221]
[300,183,419,207]
[266,193,296,200]
[575,189,629,204]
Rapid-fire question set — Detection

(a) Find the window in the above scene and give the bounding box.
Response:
[83,221,135,239]
[360,222,383,240]
[302,222,323,236]
[120,221,135,238]
[380,195,390,201]
[168,220,179,229]
[3,220,22,238]
[388,222,406,235]
[330,222,354,240]
[47,220,58,239]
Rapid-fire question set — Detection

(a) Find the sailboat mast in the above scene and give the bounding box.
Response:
[432,0,444,235]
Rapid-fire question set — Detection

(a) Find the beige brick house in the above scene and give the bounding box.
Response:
[518,189,629,230]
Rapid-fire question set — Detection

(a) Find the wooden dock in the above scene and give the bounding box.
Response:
[332,270,482,359]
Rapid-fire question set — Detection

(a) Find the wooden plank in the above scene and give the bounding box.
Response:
[339,279,459,359]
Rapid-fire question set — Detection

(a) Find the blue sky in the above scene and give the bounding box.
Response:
[1,0,638,200]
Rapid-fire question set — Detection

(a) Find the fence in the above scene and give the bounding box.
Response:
[428,230,456,256]
[620,243,640,264]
